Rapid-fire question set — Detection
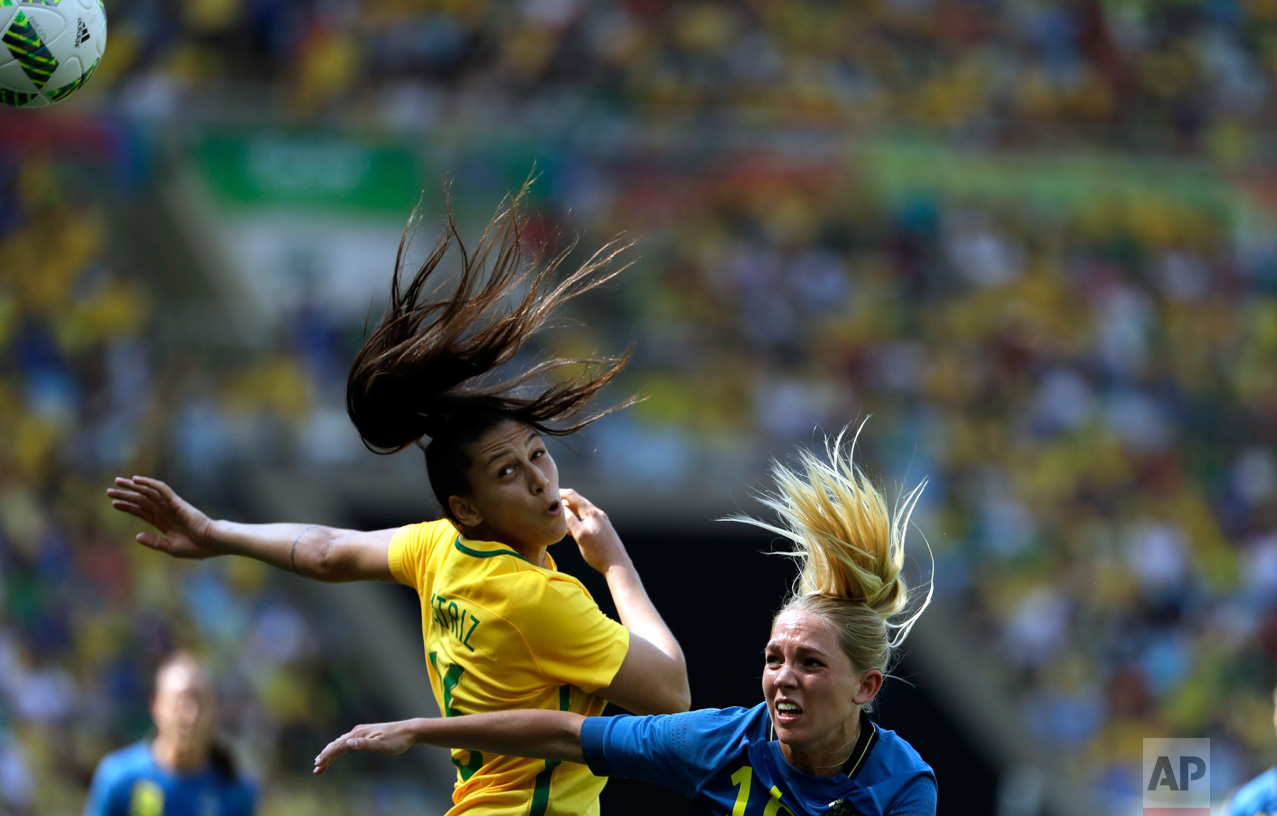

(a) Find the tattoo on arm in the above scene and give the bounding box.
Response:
[291,525,318,576]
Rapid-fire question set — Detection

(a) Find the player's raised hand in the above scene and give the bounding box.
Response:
[313,720,419,775]
[561,488,632,574]
[107,476,218,559]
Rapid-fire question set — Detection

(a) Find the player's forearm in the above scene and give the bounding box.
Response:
[208,521,348,581]
[605,565,689,692]
[409,710,586,764]
[605,564,685,661]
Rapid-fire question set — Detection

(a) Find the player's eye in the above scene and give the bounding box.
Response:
[497,465,515,478]
[531,448,545,459]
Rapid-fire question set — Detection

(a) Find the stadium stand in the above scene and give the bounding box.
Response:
[5,1,1277,813]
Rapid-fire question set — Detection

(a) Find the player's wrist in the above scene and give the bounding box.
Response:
[410,717,435,746]
[600,556,637,578]
[199,517,222,549]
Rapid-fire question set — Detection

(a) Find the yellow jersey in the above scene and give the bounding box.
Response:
[388,519,630,816]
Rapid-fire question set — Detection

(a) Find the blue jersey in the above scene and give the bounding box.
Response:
[84,742,255,816]
[580,703,936,816]
[1229,768,1277,816]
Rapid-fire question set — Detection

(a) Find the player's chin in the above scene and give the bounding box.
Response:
[531,515,569,547]
[768,712,807,743]
[545,513,570,540]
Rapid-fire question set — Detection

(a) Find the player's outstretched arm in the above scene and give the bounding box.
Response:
[108,475,397,582]
[312,710,587,776]
[561,488,690,716]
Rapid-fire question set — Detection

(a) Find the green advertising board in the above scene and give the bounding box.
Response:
[856,137,1244,219]
[191,130,425,216]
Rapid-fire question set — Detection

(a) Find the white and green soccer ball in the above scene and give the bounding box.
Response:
[0,0,106,108]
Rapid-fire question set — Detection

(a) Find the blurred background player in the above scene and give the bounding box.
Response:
[315,428,937,815]
[84,652,254,816]
[1227,681,1277,816]
[108,184,689,815]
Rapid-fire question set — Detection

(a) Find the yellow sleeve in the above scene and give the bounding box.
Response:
[387,520,452,591]
[517,575,630,693]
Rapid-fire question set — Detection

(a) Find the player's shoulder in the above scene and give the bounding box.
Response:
[94,741,155,783]
[1228,767,1277,816]
[432,534,587,615]
[666,703,771,745]
[866,722,934,779]
[395,518,457,549]
[227,772,257,800]
[675,703,766,726]
[456,540,590,599]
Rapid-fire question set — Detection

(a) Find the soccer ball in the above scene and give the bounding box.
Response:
[0,0,106,108]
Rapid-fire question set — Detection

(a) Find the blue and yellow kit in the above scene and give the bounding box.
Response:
[83,742,254,816]
[580,703,936,816]
[1229,767,1277,816]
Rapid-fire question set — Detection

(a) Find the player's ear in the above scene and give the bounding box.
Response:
[449,495,483,528]
[853,669,883,706]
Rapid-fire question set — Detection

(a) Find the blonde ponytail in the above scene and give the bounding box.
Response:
[726,423,933,678]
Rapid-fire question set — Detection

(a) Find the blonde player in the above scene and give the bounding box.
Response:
[314,428,938,815]
[109,183,689,816]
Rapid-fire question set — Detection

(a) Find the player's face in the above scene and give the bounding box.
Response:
[151,663,216,758]
[763,610,877,776]
[455,420,567,553]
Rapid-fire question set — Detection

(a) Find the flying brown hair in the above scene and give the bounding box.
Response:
[346,179,636,456]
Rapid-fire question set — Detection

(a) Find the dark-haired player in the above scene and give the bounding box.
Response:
[109,183,689,816]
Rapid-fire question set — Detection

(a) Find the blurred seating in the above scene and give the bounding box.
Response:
[8,1,1277,812]
[0,152,423,813]
[95,0,1275,160]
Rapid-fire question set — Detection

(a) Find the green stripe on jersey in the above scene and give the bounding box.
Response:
[452,537,531,563]
[529,687,572,816]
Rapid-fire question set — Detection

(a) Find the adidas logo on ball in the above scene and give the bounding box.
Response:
[75,18,90,47]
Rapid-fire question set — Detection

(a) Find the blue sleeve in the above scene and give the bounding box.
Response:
[83,759,125,816]
[232,780,257,816]
[887,771,937,816]
[1227,776,1268,816]
[580,709,751,799]
[1226,788,1250,816]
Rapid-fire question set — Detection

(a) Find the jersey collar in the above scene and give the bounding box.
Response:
[452,536,558,570]
[766,706,880,780]
[841,709,879,780]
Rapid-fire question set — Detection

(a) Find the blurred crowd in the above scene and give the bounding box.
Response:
[9,140,1276,812]
[0,153,425,814]
[579,153,1277,809]
[5,0,1277,813]
[101,0,1275,159]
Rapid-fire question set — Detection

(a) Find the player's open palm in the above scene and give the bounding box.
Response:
[561,489,631,574]
[107,476,218,559]
[313,720,418,775]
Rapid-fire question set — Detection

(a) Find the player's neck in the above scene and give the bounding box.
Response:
[151,736,208,773]
[782,716,862,778]
[512,542,549,568]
